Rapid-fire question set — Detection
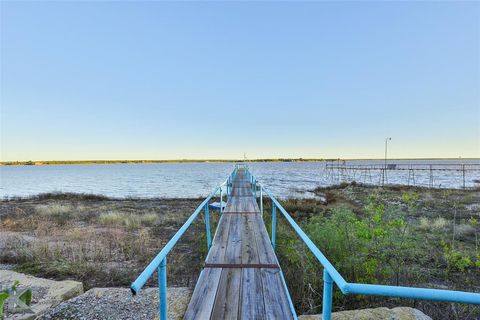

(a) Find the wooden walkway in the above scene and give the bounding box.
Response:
[184,169,294,319]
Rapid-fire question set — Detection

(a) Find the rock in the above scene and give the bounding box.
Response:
[39,287,192,320]
[0,269,83,320]
[299,307,432,320]
[466,203,480,213]
[316,192,328,204]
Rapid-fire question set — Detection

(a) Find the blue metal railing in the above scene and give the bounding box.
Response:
[130,165,246,320]
[247,168,480,320]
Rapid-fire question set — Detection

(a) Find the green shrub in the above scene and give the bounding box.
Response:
[441,242,473,271]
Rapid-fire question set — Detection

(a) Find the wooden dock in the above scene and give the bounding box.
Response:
[184,169,294,319]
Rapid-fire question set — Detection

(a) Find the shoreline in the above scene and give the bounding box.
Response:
[2,182,479,202]
[2,157,480,166]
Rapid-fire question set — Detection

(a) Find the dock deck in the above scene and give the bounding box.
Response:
[184,169,294,319]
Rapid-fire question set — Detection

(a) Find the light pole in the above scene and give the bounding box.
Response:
[383,137,392,186]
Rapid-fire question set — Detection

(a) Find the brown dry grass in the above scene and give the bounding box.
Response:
[0,194,207,289]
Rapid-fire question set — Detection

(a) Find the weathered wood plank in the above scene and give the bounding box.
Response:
[225,214,243,264]
[261,268,294,320]
[240,268,266,319]
[252,214,277,265]
[225,197,259,213]
[241,214,259,264]
[232,187,253,197]
[211,268,243,319]
[206,214,231,264]
[184,267,222,320]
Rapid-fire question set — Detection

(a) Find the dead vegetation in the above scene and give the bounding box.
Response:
[0,193,209,289]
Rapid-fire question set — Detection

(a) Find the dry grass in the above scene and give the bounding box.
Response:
[0,195,205,289]
[34,202,86,225]
[456,223,477,238]
[419,217,449,231]
[36,203,75,216]
[97,211,158,229]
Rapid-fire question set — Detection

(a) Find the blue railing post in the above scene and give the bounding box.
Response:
[219,187,223,216]
[272,202,277,249]
[322,270,333,320]
[158,257,167,320]
[260,186,263,216]
[204,204,212,250]
[228,175,232,196]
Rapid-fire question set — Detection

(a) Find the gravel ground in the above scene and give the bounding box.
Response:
[39,287,192,320]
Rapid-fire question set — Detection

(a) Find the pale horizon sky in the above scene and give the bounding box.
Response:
[1,1,479,161]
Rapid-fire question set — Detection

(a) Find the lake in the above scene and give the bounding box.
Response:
[1,160,479,199]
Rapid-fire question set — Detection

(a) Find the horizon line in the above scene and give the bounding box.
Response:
[1,157,479,165]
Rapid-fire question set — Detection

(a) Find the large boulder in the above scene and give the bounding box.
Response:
[39,287,192,320]
[0,269,83,320]
[299,307,432,320]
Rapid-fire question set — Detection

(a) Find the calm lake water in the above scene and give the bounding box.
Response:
[1,160,479,199]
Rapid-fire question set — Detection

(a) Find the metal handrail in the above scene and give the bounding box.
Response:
[130,166,242,320]
[248,168,480,320]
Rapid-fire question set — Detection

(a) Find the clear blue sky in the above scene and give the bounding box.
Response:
[1,1,479,161]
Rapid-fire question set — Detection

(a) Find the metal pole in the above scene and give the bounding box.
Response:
[272,203,277,250]
[158,257,167,320]
[463,165,466,190]
[219,187,223,216]
[429,165,433,188]
[322,269,333,320]
[204,204,211,250]
[384,139,388,171]
[383,137,391,186]
[260,187,263,217]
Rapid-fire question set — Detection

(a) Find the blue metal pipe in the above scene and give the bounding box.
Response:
[219,187,223,216]
[205,203,212,250]
[260,187,263,216]
[158,258,167,320]
[130,185,220,294]
[322,270,333,320]
[272,203,277,250]
[262,186,348,290]
[345,283,480,305]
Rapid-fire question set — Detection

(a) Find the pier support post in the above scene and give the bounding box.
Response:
[322,269,333,320]
[204,204,212,250]
[158,257,167,320]
[272,203,277,250]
